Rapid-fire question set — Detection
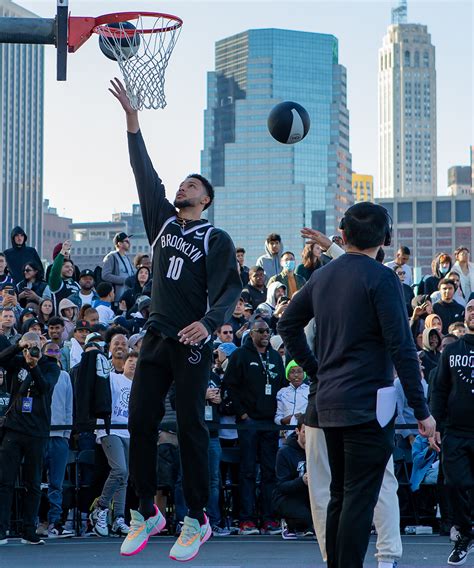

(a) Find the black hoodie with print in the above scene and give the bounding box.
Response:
[3,227,43,285]
[430,333,474,439]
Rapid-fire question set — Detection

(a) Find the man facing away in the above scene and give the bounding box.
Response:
[109,78,242,562]
[278,202,435,568]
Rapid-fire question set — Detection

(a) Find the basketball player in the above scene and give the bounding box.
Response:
[278,202,436,568]
[110,78,242,562]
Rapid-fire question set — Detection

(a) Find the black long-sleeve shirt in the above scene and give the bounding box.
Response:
[278,253,429,428]
[128,130,242,339]
[430,333,474,439]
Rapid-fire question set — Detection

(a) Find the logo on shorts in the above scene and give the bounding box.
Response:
[188,348,202,365]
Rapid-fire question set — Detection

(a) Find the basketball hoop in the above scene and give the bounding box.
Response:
[92,12,183,110]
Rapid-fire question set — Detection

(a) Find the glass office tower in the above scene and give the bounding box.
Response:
[202,29,352,263]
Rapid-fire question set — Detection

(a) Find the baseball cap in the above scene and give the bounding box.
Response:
[137,296,151,311]
[113,232,133,245]
[85,332,103,345]
[75,320,92,331]
[79,268,94,279]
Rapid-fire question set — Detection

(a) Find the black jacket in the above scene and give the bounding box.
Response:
[241,284,267,310]
[0,343,60,438]
[430,333,474,439]
[74,349,112,433]
[128,131,242,340]
[432,300,465,335]
[223,336,285,421]
[4,226,43,285]
[278,254,430,428]
[273,435,308,504]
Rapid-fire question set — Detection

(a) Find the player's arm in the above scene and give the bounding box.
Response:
[109,78,175,243]
[179,231,242,345]
[201,230,243,335]
[277,284,319,379]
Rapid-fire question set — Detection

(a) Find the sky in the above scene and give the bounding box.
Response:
[19,0,473,223]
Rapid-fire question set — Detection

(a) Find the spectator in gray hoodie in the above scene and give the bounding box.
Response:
[102,232,135,304]
[256,233,283,281]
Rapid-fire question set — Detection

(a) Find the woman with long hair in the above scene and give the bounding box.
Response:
[15,261,47,308]
[296,243,324,281]
[38,298,54,327]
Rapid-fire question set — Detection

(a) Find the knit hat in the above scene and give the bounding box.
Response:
[52,242,63,259]
[270,334,284,352]
[217,342,238,357]
[285,359,306,381]
[425,314,442,329]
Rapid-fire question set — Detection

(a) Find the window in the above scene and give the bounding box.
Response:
[404,50,410,67]
[398,202,413,223]
[414,51,420,67]
[455,200,471,223]
[436,201,451,223]
[416,201,432,224]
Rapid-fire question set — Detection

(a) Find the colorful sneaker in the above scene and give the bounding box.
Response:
[238,521,260,535]
[48,523,74,538]
[36,521,49,537]
[120,505,166,557]
[175,521,184,537]
[212,525,231,537]
[281,519,297,540]
[93,508,109,537]
[169,514,211,562]
[448,535,473,565]
[21,534,45,545]
[111,517,129,537]
[261,520,282,535]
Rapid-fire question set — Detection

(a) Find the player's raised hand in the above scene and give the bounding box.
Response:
[109,77,136,115]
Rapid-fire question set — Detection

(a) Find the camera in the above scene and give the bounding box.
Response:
[28,346,41,358]
[279,296,290,304]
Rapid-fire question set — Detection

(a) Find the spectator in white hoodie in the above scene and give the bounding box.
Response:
[275,360,309,432]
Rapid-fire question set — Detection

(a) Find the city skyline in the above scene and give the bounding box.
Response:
[18,0,473,227]
[202,28,351,261]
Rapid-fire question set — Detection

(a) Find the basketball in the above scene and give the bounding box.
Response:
[267,101,310,144]
[99,22,141,61]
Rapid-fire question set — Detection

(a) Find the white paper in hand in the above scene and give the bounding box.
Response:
[376,386,397,427]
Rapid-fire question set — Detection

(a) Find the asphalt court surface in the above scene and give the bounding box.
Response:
[0,535,455,567]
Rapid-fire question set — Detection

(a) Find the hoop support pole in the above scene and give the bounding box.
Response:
[0,17,56,45]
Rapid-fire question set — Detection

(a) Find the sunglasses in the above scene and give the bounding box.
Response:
[253,328,270,334]
[24,268,34,273]
[221,330,233,335]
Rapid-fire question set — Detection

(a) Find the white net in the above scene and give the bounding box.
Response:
[96,14,182,110]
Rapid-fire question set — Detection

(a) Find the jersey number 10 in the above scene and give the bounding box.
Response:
[166,256,184,280]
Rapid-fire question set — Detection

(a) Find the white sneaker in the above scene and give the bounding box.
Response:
[93,508,109,537]
[47,523,74,538]
[111,517,129,537]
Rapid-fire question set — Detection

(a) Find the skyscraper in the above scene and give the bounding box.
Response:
[378,1,437,198]
[202,29,352,263]
[0,0,44,253]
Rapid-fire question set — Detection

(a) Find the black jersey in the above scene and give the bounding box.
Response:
[128,130,242,340]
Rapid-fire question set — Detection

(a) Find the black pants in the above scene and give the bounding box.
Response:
[323,420,394,568]
[129,329,211,513]
[238,420,279,522]
[442,434,474,538]
[0,430,47,536]
[274,494,313,531]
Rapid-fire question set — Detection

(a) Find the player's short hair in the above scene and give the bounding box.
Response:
[186,174,214,210]
[236,247,245,254]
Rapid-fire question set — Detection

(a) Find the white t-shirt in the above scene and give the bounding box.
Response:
[79,292,95,307]
[96,372,132,439]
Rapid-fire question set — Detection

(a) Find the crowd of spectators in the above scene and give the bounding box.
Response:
[0,225,473,547]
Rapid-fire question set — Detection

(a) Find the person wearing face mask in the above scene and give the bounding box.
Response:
[267,251,306,299]
[418,253,452,296]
